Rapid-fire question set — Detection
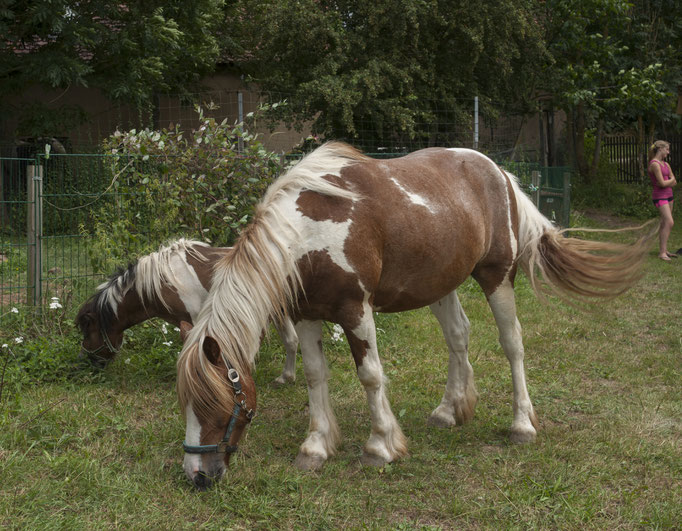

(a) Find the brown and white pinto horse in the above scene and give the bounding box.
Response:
[75,239,299,385]
[176,142,651,489]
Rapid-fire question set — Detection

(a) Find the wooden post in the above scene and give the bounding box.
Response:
[531,170,541,208]
[27,163,43,306]
[563,171,571,227]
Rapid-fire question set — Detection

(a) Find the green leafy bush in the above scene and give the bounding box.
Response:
[86,104,286,272]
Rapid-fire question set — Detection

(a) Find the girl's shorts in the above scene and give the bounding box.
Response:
[653,196,673,207]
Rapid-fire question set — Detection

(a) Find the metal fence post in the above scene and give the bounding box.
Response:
[563,171,571,227]
[531,170,541,208]
[27,162,43,306]
[473,96,479,150]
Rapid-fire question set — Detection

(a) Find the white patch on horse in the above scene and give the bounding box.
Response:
[284,191,359,274]
[169,251,209,320]
[183,403,203,476]
[389,177,437,213]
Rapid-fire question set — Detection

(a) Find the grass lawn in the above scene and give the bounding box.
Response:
[1,210,680,529]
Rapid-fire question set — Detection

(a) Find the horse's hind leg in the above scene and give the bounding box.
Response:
[294,319,340,471]
[427,290,478,428]
[273,317,298,385]
[487,280,539,443]
[345,305,407,467]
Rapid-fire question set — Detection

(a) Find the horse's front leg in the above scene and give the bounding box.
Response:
[272,317,299,385]
[294,319,339,471]
[345,307,407,467]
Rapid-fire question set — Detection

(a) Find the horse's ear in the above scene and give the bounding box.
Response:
[179,321,193,342]
[202,336,224,367]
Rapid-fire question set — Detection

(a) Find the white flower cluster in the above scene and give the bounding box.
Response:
[331,324,345,343]
[49,297,62,310]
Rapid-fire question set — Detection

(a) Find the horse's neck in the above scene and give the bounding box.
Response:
[110,287,185,333]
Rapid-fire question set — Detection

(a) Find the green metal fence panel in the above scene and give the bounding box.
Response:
[0,152,573,315]
[0,157,36,315]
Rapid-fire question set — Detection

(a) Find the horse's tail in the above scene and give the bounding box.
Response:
[507,173,656,303]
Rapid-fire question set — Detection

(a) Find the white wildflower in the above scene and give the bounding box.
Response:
[1,344,8,349]
[161,324,168,335]
[14,337,23,344]
[163,341,173,347]
[124,358,131,364]
[331,324,345,343]
[173,327,180,332]
[11,307,18,313]
[49,297,62,310]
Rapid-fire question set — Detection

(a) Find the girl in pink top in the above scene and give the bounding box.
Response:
[648,140,677,260]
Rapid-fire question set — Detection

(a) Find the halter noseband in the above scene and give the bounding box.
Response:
[80,319,121,361]
[182,363,255,455]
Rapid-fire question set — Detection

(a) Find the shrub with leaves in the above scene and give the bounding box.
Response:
[86,104,286,272]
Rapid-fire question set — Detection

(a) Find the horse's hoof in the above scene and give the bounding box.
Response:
[427,412,456,428]
[294,453,325,471]
[360,451,390,468]
[510,427,537,444]
[272,375,295,387]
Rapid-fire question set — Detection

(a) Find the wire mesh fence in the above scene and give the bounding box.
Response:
[1,89,540,162]
[0,149,571,317]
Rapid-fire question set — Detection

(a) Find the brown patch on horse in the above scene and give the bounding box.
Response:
[344,328,371,368]
[154,284,192,325]
[337,150,496,310]
[185,247,231,292]
[295,250,366,329]
[296,176,354,223]
[471,170,519,297]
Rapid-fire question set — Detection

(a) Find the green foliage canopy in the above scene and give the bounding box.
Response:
[226,0,547,149]
[0,0,224,107]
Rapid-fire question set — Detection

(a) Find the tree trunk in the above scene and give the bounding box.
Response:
[589,118,604,181]
[637,116,645,180]
[573,103,590,183]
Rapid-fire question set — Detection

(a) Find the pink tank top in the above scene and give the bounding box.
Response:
[648,160,673,200]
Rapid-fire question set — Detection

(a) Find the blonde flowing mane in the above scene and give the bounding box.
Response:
[177,142,369,417]
[95,238,209,317]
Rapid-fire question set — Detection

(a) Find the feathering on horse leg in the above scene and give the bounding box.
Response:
[427,291,478,428]
[346,310,407,467]
[487,281,539,443]
[272,318,298,385]
[294,320,339,471]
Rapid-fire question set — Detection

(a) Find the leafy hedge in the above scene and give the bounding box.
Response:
[86,104,287,272]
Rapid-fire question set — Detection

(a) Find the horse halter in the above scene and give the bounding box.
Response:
[80,318,121,361]
[182,363,255,455]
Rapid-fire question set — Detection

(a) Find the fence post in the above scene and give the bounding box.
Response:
[563,171,571,227]
[531,170,541,207]
[27,162,43,306]
[473,96,479,150]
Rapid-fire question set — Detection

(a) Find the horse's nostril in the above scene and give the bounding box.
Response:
[193,472,213,491]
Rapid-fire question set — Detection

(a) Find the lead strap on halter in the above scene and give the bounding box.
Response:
[182,363,254,455]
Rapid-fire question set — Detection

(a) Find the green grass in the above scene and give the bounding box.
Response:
[1,211,680,529]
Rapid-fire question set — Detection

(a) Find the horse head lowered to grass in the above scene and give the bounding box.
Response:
[75,239,300,384]
[175,142,653,489]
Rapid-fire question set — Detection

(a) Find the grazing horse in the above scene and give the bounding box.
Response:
[176,142,651,489]
[75,239,299,385]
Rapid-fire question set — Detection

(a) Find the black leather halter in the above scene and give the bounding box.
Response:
[182,363,255,455]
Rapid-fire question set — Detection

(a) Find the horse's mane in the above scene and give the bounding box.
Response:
[177,142,369,417]
[76,239,210,331]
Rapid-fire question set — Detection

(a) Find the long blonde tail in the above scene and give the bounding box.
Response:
[506,172,657,302]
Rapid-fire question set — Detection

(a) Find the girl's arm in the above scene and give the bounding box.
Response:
[650,162,675,188]
[666,163,677,187]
